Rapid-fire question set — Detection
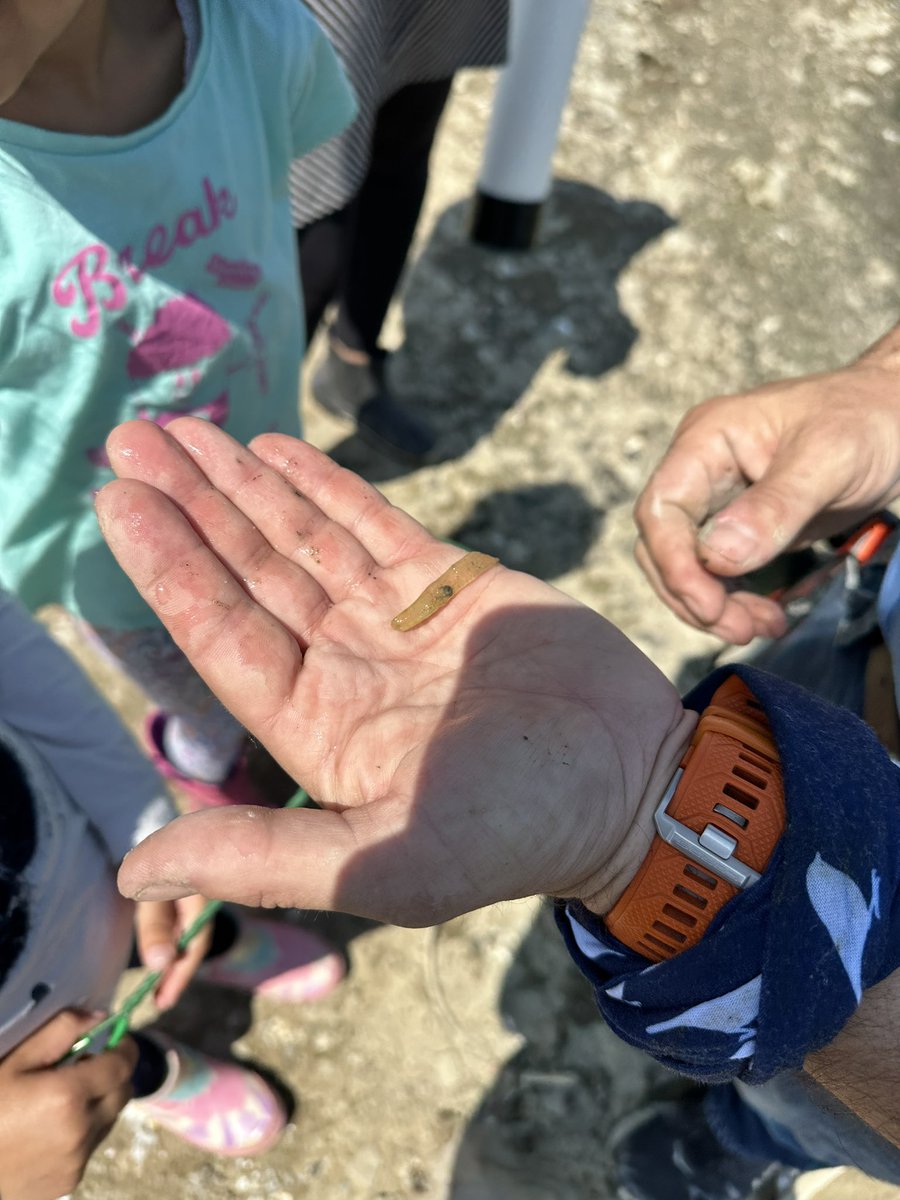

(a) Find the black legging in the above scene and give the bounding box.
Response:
[297,78,454,356]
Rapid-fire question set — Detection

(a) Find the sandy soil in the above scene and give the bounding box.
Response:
[55,1,900,1197]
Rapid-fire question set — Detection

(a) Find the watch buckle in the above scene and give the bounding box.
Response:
[654,768,762,890]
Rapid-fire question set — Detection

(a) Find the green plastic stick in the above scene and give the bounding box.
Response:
[60,789,311,1062]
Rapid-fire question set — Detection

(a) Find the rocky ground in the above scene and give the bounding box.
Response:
[58,0,900,1196]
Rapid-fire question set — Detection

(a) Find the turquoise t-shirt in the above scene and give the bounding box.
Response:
[0,0,356,628]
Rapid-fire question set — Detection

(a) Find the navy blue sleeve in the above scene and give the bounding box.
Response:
[556,665,900,1084]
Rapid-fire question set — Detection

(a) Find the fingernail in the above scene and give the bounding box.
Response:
[699,518,758,566]
[124,873,194,902]
[144,946,175,971]
[127,882,192,901]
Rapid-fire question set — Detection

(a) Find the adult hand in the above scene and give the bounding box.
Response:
[634,325,900,643]
[97,418,695,925]
[134,895,213,1010]
[0,1011,136,1200]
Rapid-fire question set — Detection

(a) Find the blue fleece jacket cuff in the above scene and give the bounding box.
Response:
[556,665,900,1084]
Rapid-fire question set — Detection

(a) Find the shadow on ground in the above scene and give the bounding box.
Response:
[325,180,674,483]
[450,482,606,580]
[447,904,658,1200]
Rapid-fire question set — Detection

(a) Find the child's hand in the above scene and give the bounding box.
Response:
[0,1010,137,1200]
[134,895,213,1010]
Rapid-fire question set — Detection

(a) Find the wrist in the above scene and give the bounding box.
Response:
[584,674,786,961]
[575,710,697,917]
[843,325,900,506]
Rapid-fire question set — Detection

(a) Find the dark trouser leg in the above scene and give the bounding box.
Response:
[298,80,452,460]
[298,78,454,356]
[706,1072,900,1183]
[297,204,355,345]
[333,77,453,355]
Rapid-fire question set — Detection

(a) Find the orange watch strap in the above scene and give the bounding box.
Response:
[605,676,785,963]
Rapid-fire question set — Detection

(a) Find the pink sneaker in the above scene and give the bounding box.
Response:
[144,711,274,812]
[132,1036,286,1156]
[198,913,346,1003]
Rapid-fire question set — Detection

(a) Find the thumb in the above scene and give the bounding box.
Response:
[698,445,831,574]
[6,1010,104,1071]
[118,806,362,912]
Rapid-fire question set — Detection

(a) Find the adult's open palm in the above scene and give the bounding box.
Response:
[98,419,687,925]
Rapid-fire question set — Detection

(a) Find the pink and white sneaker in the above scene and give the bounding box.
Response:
[144,711,274,813]
[198,913,346,1004]
[132,1036,286,1156]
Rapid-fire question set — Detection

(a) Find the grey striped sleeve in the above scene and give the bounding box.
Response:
[290,0,508,226]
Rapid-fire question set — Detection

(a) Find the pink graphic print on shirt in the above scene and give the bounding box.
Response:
[125,295,233,379]
[85,295,236,468]
[52,178,239,339]
[206,254,263,290]
[49,177,272,472]
[52,244,128,339]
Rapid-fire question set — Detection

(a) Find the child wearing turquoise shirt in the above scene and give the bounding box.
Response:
[0,0,356,803]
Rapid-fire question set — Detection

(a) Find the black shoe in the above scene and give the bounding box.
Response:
[611,1095,799,1200]
[311,344,436,463]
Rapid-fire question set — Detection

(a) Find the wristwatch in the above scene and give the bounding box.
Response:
[605,676,785,962]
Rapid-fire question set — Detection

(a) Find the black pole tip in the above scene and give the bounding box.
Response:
[469,191,543,251]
